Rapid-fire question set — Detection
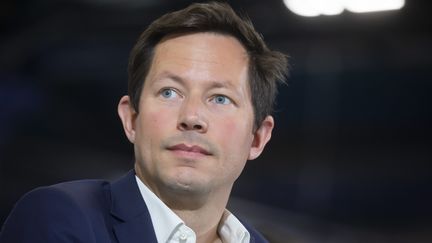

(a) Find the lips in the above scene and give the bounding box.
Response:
[167,143,212,156]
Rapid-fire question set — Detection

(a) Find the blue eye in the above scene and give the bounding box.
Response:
[160,88,178,99]
[212,95,231,105]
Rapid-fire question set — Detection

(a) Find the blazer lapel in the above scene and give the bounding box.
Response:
[112,217,157,243]
[250,235,256,243]
[109,170,158,243]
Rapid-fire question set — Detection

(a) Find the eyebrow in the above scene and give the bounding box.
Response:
[153,71,185,85]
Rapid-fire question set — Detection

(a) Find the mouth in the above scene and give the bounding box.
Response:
[167,143,212,156]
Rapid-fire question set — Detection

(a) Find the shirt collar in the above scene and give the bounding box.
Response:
[135,176,185,242]
[135,176,250,243]
[219,210,250,243]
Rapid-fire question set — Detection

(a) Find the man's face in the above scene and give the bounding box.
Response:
[119,32,273,200]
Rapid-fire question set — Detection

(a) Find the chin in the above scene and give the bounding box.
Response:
[164,175,211,195]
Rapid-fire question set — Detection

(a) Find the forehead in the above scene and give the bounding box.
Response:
[155,32,248,61]
[147,32,250,88]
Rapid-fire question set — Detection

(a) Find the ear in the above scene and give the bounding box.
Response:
[117,95,137,143]
[248,115,274,160]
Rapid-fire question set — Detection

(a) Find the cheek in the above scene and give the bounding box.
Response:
[135,108,174,148]
[216,117,253,151]
[215,118,252,178]
[222,119,238,132]
[142,108,173,131]
[134,109,175,162]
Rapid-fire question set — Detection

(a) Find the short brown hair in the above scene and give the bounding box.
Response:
[128,1,288,128]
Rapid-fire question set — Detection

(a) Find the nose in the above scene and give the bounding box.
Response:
[177,98,208,133]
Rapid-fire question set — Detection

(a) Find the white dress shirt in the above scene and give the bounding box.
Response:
[135,176,250,243]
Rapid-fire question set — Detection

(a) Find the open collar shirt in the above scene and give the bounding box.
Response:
[135,176,250,243]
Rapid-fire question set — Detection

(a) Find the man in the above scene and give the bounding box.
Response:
[0,2,288,243]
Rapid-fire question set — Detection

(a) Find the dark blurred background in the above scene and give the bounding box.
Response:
[1,0,431,242]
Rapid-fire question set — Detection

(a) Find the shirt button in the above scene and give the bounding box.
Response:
[179,233,188,241]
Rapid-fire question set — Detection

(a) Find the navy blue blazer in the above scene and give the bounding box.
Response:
[0,170,268,243]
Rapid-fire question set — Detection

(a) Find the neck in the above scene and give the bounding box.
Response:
[165,187,231,243]
[161,187,231,243]
[134,165,232,242]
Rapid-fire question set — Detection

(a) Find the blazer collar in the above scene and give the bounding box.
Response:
[109,170,157,243]
[108,170,263,243]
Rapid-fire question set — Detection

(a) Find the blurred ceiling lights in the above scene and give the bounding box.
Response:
[283,0,405,17]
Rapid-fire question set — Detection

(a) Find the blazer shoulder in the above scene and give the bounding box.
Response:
[47,179,109,200]
[248,227,269,243]
[0,179,110,243]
